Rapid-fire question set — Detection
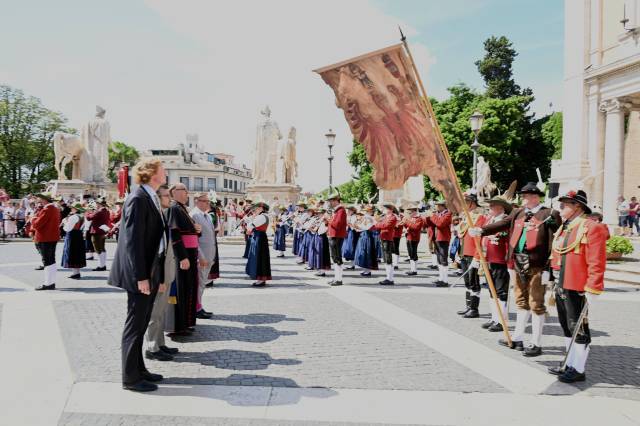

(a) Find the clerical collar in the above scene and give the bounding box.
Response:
[524,204,543,214]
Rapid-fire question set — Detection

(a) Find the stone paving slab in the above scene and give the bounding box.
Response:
[374,291,640,401]
[54,292,505,393]
[58,413,426,426]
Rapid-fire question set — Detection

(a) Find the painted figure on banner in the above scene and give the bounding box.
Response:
[315,45,463,213]
[253,106,282,184]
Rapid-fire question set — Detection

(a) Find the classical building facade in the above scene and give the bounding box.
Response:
[551,0,640,224]
[142,134,252,205]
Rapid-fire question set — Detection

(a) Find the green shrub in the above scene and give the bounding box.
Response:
[606,235,634,255]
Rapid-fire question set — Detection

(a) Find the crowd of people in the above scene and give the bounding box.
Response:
[616,195,640,236]
[1,162,610,391]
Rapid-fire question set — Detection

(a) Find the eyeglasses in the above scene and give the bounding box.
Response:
[173,188,188,193]
[158,194,170,198]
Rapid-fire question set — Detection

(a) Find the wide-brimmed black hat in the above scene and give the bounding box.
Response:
[518,182,545,197]
[251,201,269,212]
[382,203,398,214]
[558,189,592,214]
[464,192,481,206]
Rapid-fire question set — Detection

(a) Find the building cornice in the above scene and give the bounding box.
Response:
[585,53,640,83]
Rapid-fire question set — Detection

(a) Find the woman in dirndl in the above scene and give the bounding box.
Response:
[61,203,87,279]
[342,206,360,270]
[273,209,287,257]
[354,206,378,276]
[245,202,272,287]
[310,209,331,276]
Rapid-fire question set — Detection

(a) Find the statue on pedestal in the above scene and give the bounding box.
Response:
[475,156,496,199]
[81,106,111,182]
[253,106,282,184]
[280,127,298,185]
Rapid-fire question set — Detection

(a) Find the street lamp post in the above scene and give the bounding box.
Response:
[469,111,484,188]
[325,129,336,192]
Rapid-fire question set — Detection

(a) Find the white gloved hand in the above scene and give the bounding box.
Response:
[541,270,553,285]
[470,258,480,269]
[585,291,599,306]
[468,227,483,237]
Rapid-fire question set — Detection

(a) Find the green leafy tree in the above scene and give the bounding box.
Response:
[475,36,532,99]
[0,85,71,197]
[107,140,140,182]
[320,139,378,204]
[541,111,563,160]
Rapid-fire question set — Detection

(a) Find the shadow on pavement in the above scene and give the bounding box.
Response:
[169,324,298,344]
[211,313,304,325]
[174,349,302,370]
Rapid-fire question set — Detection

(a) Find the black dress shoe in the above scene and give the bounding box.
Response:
[69,273,81,280]
[123,381,157,392]
[378,279,394,286]
[86,256,95,261]
[145,350,173,361]
[406,271,417,276]
[329,280,343,286]
[481,320,494,329]
[35,265,44,271]
[463,309,479,318]
[315,271,326,277]
[92,266,107,271]
[488,322,504,332]
[499,339,524,351]
[160,345,179,354]
[141,371,164,382]
[252,281,266,287]
[360,271,372,276]
[547,364,565,376]
[35,284,55,291]
[196,310,213,319]
[558,367,586,383]
[523,344,543,357]
[457,307,471,315]
[435,281,449,288]
[428,265,438,270]
[205,281,214,288]
[393,266,399,270]
[345,265,355,270]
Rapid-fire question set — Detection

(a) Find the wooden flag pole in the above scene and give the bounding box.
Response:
[400,30,512,346]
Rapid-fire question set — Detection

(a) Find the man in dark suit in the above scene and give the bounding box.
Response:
[108,159,167,392]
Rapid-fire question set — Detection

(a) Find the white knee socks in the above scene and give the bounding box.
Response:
[385,264,394,281]
[513,309,531,342]
[431,253,437,267]
[410,260,417,273]
[98,252,107,268]
[571,343,590,373]
[531,313,545,347]
[45,264,57,285]
[334,264,343,281]
[439,265,449,283]
[392,254,399,267]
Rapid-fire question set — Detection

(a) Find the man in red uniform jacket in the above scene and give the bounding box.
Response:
[374,203,398,285]
[327,191,347,286]
[86,197,111,271]
[403,205,424,276]
[548,189,607,383]
[481,196,512,332]
[31,193,62,290]
[427,200,453,287]
[457,192,487,318]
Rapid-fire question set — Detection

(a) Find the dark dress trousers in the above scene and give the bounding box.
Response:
[108,187,165,385]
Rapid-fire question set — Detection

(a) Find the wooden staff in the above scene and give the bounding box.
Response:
[400,29,512,346]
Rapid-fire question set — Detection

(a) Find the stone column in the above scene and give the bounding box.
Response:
[600,99,628,224]
[587,90,605,207]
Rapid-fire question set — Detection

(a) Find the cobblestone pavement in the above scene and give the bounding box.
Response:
[376,292,640,401]
[1,241,640,425]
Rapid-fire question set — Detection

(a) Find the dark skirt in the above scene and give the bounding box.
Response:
[309,233,331,270]
[85,230,95,252]
[246,230,271,281]
[61,229,86,269]
[273,225,287,251]
[293,230,303,255]
[372,230,383,259]
[209,239,220,280]
[300,231,312,262]
[174,248,199,331]
[342,229,360,260]
[354,230,379,270]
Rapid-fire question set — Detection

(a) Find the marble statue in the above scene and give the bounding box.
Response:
[475,156,496,199]
[253,106,282,184]
[80,106,111,182]
[280,126,298,185]
[53,132,85,180]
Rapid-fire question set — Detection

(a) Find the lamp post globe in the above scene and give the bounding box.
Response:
[325,129,336,192]
[469,111,484,188]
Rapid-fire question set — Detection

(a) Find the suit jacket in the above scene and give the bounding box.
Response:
[190,207,217,261]
[482,206,561,268]
[108,187,165,293]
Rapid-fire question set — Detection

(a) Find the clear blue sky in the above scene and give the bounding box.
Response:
[1,0,564,191]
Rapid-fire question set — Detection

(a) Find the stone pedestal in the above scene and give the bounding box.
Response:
[48,180,119,202]
[245,183,301,205]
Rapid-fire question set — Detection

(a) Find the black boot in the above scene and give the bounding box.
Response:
[463,295,480,318]
[457,292,471,315]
